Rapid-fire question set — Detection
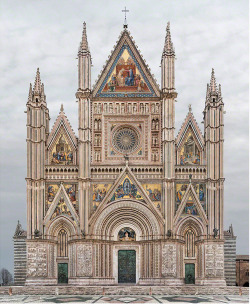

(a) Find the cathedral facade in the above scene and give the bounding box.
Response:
[24,22,226,286]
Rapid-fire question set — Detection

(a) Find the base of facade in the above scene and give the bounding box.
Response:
[196,278,227,286]
[138,278,184,286]
[25,278,57,286]
[69,278,116,285]
[25,277,226,286]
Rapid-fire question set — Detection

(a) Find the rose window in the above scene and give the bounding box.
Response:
[112,127,139,154]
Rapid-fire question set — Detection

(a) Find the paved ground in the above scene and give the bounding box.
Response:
[0,295,248,303]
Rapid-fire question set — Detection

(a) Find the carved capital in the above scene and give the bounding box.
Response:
[76,89,92,99]
[161,91,178,99]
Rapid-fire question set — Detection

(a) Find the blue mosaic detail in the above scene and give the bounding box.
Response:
[96,44,156,98]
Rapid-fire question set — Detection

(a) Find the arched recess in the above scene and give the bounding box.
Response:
[91,200,162,239]
[174,216,205,282]
[174,216,205,237]
[46,215,79,239]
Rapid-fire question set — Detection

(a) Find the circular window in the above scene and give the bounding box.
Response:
[112,127,139,154]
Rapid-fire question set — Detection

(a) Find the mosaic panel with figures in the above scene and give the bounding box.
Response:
[109,176,145,203]
[51,134,73,165]
[96,45,156,98]
[46,183,78,214]
[50,197,74,221]
[142,184,162,212]
[179,131,200,165]
[175,183,206,214]
[92,183,112,212]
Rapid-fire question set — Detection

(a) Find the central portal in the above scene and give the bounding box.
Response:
[118,250,136,283]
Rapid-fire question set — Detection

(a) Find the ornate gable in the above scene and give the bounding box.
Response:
[46,105,77,165]
[92,30,160,98]
[174,183,207,224]
[44,183,79,225]
[89,165,164,225]
[175,108,204,166]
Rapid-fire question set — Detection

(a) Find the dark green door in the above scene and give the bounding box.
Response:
[58,263,68,284]
[185,263,195,284]
[118,250,136,283]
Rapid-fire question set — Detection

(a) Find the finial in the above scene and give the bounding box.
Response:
[188,104,192,112]
[167,21,170,31]
[34,67,41,93]
[189,174,192,184]
[122,7,129,29]
[60,104,64,113]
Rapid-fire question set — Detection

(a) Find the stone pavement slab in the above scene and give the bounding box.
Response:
[0,295,249,303]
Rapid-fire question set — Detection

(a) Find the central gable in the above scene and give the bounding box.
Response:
[93,30,160,98]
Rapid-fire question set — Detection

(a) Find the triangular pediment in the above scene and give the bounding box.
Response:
[89,165,164,225]
[174,183,207,224]
[92,30,160,98]
[44,184,79,225]
[47,108,77,165]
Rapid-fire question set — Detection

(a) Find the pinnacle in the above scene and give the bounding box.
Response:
[210,68,217,92]
[60,103,64,113]
[33,68,41,93]
[163,21,174,54]
[81,21,89,51]
[28,83,32,100]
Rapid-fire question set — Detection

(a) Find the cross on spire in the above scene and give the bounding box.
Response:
[122,6,129,28]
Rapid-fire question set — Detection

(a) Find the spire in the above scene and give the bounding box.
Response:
[14,220,25,237]
[33,68,41,93]
[210,68,217,92]
[80,22,89,52]
[163,22,175,55]
[60,103,64,113]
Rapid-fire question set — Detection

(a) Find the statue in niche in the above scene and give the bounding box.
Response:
[104,103,107,113]
[118,227,136,241]
[155,119,159,130]
[109,103,113,113]
[155,103,159,113]
[133,103,137,113]
[151,104,155,113]
[97,103,101,114]
[128,103,132,113]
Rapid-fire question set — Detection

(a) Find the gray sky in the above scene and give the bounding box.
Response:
[0,0,248,274]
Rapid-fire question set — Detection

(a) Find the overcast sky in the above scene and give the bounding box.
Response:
[0,0,248,274]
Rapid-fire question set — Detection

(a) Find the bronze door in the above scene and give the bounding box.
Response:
[58,263,68,284]
[185,263,195,284]
[118,250,136,283]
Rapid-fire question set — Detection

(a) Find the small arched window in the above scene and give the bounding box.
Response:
[185,228,196,257]
[57,229,68,257]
